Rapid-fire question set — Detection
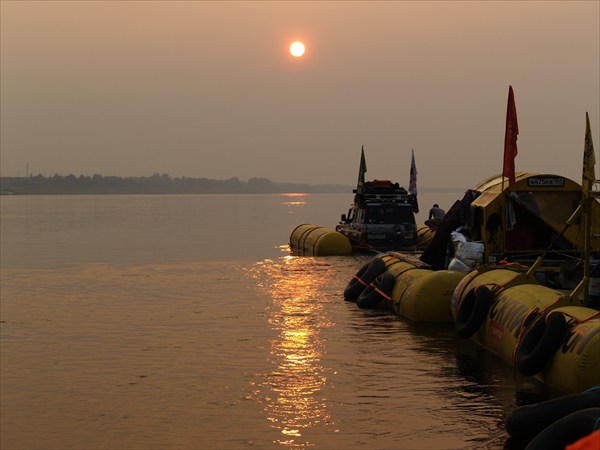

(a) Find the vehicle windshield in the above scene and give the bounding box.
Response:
[364,205,414,224]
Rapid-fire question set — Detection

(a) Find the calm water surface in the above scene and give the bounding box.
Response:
[1,193,556,449]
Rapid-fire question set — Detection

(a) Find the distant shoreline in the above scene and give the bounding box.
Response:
[0,174,352,195]
[0,174,464,196]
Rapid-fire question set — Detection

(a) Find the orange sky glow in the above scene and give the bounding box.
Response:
[1,1,598,189]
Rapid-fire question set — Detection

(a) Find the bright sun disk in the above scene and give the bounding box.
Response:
[290,41,305,57]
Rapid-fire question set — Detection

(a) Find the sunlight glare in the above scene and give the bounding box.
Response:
[290,41,305,58]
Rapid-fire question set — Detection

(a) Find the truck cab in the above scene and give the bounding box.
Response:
[336,180,417,251]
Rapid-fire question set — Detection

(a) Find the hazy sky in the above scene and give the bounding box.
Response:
[1,1,598,189]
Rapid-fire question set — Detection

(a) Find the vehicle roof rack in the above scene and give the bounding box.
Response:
[355,180,409,204]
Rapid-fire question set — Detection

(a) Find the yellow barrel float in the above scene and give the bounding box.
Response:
[383,253,419,275]
[354,252,408,274]
[450,264,539,321]
[353,252,467,322]
[386,252,431,314]
[472,284,577,363]
[357,252,431,313]
[516,306,600,394]
[355,252,428,310]
[354,253,417,309]
[344,255,390,302]
[289,224,352,256]
[452,267,583,379]
[388,257,432,316]
[416,224,436,249]
[399,270,467,322]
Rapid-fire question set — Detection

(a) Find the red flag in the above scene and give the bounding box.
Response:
[503,86,519,186]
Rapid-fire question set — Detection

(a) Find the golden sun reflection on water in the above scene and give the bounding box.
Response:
[250,257,335,447]
[279,193,307,207]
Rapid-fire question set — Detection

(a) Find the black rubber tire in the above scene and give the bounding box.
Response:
[356,272,396,309]
[506,387,600,441]
[516,312,568,377]
[455,285,492,338]
[524,407,600,450]
[343,257,386,302]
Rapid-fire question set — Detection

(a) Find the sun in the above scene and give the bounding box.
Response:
[290,41,305,58]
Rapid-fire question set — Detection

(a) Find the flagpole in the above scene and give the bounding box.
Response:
[565,113,596,305]
[580,113,595,305]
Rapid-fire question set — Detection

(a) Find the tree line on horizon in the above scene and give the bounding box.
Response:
[0,173,352,195]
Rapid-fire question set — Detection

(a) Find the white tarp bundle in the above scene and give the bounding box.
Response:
[448,230,484,273]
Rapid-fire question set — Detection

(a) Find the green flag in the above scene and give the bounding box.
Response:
[357,146,367,192]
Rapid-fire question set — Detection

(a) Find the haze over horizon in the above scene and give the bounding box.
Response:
[1,1,598,190]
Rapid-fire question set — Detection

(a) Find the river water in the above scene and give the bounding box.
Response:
[1,193,559,449]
